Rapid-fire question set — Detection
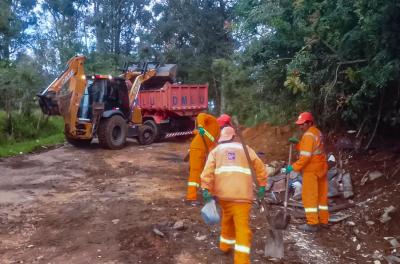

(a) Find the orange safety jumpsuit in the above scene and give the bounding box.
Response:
[201,142,267,264]
[186,113,220,201]
[292,126,329,225]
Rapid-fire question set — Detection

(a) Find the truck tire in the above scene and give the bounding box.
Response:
[97,115,127,149]
[137,124,155,145]
[66,136,92,147]
[144,120,161,141]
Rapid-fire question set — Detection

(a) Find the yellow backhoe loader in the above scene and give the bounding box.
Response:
[37,55,157,149]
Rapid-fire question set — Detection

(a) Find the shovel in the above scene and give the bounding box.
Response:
[264,144,293,259]
[231,117,260,202]
[264,228,284,259]
[231,117,285,259]
[270,143,293,230]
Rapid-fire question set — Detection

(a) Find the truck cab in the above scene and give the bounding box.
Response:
[78,75,130,121]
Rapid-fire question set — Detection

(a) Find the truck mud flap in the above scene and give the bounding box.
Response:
[164,130,194,139]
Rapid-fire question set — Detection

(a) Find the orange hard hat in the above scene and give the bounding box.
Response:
[295,112,314,125]
[219,126,236,142]
[217,114,232,127]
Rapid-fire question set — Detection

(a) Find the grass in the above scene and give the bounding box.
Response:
[0,133,65,158]
[0,111,65,158]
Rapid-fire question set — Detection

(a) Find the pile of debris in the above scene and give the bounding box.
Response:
[262,140,400,262]
[264,153,355,223]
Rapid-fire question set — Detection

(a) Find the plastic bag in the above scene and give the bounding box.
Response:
[342,172,354,199]
[292,181,302,200]
[328,178,339,198]
[201,199,220,225]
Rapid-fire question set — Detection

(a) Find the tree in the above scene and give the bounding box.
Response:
[226,0,400,141]
[151,0,235,114]
[89,0,152,54]
[0,0,37,60]
[37,0,87,70]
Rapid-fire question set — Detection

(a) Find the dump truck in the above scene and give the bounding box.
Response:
[37,55,208,149]
[136,81,208,141]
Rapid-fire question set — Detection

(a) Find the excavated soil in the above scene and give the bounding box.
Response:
[242,123,296,163]
[0,123,399,264]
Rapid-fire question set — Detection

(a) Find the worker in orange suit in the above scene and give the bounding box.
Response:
[286,112,329,232]
[186,113,221,204]
[201,126,267,264]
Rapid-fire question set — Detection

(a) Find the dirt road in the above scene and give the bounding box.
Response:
[0,139,379,264]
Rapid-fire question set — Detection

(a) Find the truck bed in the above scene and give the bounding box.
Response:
[137,82,208,116]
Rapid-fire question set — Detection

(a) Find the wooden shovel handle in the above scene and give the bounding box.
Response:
[284,144,293,210]
[232,116,258,188]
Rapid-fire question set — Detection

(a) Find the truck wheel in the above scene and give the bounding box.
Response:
[98,115,127,149]
[137,124,155,145]
[66,136,92,147]
[144,120,161,141]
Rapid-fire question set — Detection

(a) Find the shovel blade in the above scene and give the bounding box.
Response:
[271,209,291,230]
[264,229,284,259]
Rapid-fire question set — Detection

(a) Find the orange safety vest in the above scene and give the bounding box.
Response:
[201,142,267,203]
[292,126,327,173]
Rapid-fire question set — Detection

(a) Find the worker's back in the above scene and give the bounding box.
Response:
[297,126,327,174]
[202,142,256,202]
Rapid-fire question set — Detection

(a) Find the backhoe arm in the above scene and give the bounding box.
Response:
[38,55,87,136]
[128,69,157,107]
[126,69,157,124]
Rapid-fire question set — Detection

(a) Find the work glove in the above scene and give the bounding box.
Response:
[257,186,266,200]
[198,127,206,136]
[288,137,299,144]
[202,189,212,203]
[285,165,294,173]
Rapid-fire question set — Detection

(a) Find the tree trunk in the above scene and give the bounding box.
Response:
[212,75,222,115]
[365,88,385,150]
[94,2,106,53]
[1,37,11,60]
[114,25,121,54]
[221,90,225,114]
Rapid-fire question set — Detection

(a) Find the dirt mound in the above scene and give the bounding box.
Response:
[242,123,296,163]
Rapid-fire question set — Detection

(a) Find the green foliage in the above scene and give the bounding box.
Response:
[87,0,152,54]
[0,56,46,115]
[284,75,307,94]
[0,0,37,59]
[0,133,65,158]
[229,0,400,137]
[210,57,308,126]
[0,111,64,158]
[151,0,235,113]
[1,0,399,155]
[84,52,137,76]
[0,111,64,145]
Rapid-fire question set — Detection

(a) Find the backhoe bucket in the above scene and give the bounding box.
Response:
[141,64,177,89]
[37,92,60,116]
